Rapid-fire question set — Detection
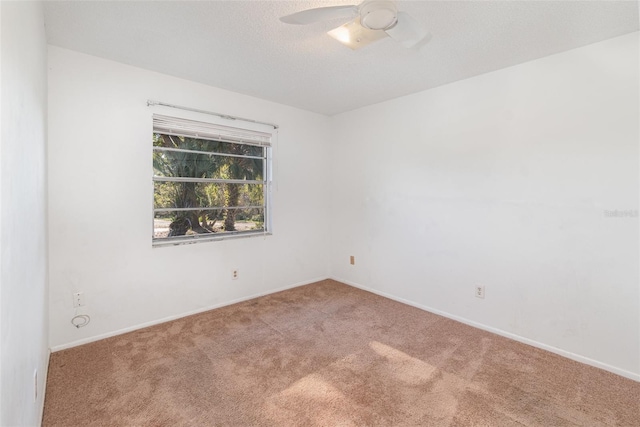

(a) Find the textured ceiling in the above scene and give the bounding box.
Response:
[43,1,639,116]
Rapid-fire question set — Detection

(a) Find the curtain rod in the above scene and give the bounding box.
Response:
[147,100,279,130]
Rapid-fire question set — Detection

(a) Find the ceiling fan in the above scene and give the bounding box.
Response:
[280,0,430,50]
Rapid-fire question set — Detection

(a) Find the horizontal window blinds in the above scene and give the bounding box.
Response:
[153,114,272,147]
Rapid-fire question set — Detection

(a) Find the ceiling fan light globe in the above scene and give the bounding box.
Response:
[359,0,398,30]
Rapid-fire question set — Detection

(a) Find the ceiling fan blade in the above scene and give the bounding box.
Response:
[385,11,430,48]
[280,5,358,25]
[328,19,388,50]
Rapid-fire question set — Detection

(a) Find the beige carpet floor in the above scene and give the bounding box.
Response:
[43,280,640,426]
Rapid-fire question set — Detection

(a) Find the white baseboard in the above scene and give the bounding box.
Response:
[38,348,51,427]
[333,276,640,383]
[50,276,329,352]
[49,275,640,383]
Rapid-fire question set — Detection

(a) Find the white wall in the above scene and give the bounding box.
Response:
[330,33,639,380]
[48,46,331,349]
[1,1,49,425]
[47,27,639,383]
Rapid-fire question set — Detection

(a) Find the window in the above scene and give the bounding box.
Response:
[152,114,272,245]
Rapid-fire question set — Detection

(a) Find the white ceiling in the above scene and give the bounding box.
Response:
[43,1,639,116]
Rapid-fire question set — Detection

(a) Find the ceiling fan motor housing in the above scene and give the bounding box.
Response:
[359,0,398,30]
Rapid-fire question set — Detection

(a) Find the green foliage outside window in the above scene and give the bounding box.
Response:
[153,133,267,241]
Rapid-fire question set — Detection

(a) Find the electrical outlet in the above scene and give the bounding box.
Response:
[33,369,38,402]
[232,269,239,280]
[475,285,485,299]
[73,292,85,307]
[350,255,355,265]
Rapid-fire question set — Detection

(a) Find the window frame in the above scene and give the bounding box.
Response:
[152,114,273,247]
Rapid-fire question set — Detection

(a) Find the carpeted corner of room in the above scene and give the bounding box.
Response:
[43,279,640,426]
